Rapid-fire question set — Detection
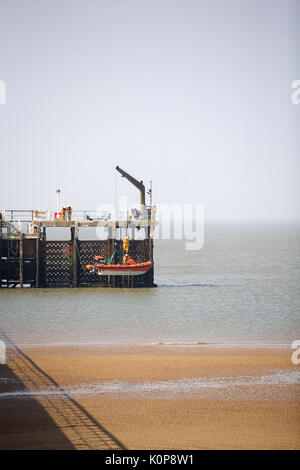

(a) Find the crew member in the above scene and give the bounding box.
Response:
[66,205,72,221]
[61,206,66,221]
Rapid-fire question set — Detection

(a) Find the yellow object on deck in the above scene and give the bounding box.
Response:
[123,236,129,253]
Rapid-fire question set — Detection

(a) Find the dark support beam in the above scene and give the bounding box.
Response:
[35,228,40,288]
[19,234,23,288]
[7,241,9,288]
[107,227,112,287]
[0,238,2,288]
[71,223,79,287]
[130,238,135,288]
[0,217,2,288]
[0,235,2,288]
[148,224,153,262]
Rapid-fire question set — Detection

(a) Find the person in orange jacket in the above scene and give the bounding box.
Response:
[123,254,136,266]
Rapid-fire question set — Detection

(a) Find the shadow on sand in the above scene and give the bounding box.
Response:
[0,333,126,450]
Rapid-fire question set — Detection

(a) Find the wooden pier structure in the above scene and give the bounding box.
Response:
[0,212,155,289]
[0,166,156,288]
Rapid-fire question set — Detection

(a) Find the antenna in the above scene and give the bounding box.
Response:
[56,188,61,213]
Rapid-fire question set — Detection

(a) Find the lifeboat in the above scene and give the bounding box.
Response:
[86,258,153,276]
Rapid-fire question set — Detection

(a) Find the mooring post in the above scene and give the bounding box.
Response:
[19,233,24,288]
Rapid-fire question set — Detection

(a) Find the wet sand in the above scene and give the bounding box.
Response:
[0,343,299,449]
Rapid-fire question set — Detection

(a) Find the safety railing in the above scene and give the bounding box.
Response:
[1,210,34,222]
[1,207,154,223]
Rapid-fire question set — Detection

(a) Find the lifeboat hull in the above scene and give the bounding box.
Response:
[86,261,153,276]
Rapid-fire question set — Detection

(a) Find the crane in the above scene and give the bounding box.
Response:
[115,165,146,206]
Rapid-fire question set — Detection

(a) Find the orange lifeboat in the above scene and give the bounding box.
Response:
[86,259,153,276]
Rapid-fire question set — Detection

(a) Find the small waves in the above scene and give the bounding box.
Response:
[1,369,299,402]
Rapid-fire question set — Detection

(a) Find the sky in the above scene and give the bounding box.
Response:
[0,0,299,221]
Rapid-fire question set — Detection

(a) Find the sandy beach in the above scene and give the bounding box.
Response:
[0,341,299,450]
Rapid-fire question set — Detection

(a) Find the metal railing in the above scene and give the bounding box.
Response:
[1,210,34,222]
[1,207,153,223]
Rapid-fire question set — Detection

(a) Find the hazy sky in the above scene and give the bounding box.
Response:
[0,0,299,221]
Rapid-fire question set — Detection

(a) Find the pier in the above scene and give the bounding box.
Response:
[0,167,156,288]
[0,210,155,288]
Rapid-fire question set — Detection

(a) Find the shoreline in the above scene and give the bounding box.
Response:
[2,339,296,349]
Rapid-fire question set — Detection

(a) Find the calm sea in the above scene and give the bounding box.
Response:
[1,223,299,347]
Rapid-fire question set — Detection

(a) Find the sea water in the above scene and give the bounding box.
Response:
[0,222,299,347]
